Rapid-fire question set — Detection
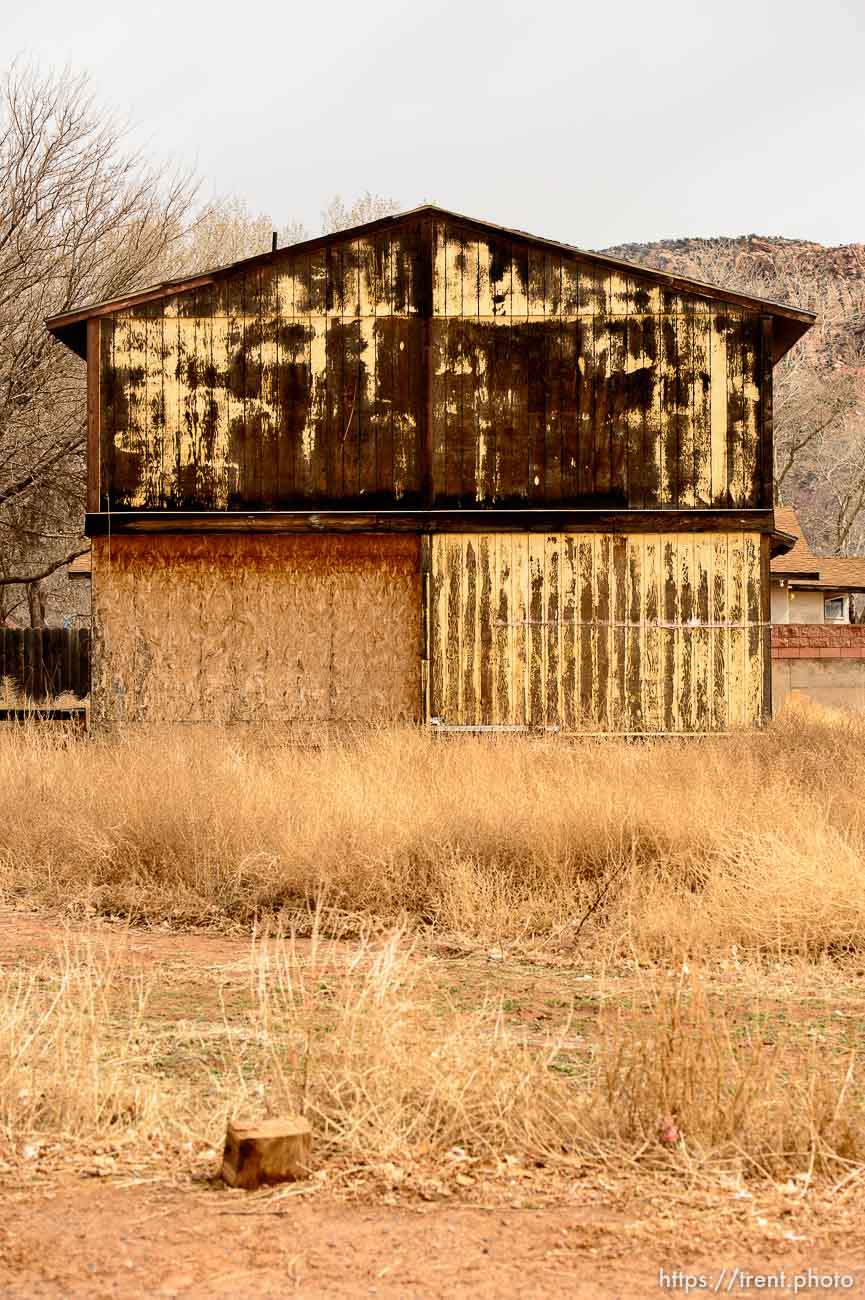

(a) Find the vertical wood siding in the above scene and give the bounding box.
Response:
[430,218,766,510]
[429,531,767,731]
[99,215,769,514]
[0,629,90,701]
[90,535,421,725]
[100,221,430,511]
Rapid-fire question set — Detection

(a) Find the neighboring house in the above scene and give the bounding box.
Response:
[46,205,813,732]
[771,506,865,713]
[68,549,92,583]
[771,507,865,624]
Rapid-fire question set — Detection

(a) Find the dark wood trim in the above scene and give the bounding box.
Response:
[0,707,88,727]
[760,533,772,723]
[85,508,778,538]
[86,318,101,514]
[422,316,434,506]
[49,274,216,333]
[760,316,774,507]
[419,534,431,723]
[771,527,799,558]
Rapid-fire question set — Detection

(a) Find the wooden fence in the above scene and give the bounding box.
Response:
[0,628,90,700]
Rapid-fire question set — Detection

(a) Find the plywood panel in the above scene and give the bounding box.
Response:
[429,530,767,732]
[90,535,421,725]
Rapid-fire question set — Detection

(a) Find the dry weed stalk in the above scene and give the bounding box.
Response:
[0,938,166,1141]
[594,970,863,1177]
[1,928,861,1184]
[0,675,22,707]
[242,922,585,1163]
[0,715,865,958]
[242,927,865,1179]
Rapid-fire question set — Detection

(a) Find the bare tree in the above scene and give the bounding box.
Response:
[0,63,197,624]
[321,190,400,235]
[171,189,401,280]
[773,370,858,502]
[787,390,865,554]
[170,189,401,284]
[171,194,310,273]
[0,82,402,629]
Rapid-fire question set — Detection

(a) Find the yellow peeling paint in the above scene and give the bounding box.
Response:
[710,312,728,504]
[609,273,630,314]
[102,218,768,515]
[304,320,327,470]
[430,531,767,732]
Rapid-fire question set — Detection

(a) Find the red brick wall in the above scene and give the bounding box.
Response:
[772,624,865,659]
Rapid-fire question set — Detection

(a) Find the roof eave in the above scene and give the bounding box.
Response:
[770,528,799,559]
[52,318,88,360]
[771,316,812,364]
[788,580,865,593]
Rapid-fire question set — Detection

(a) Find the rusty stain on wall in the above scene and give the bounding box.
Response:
[90,535,421,725]
[100,215,768,515]
[430,531,766,731]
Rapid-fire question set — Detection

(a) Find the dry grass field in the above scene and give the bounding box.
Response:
[3,712,865,954]
[1,715,865,1296]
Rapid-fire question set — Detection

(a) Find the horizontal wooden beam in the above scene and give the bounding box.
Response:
[0,707,88,727]
[85,509,778,538]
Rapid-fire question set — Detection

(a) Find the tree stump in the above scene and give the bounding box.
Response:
[221,1117,312,1190]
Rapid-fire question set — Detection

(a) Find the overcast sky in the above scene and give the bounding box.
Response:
[6,0,865,249]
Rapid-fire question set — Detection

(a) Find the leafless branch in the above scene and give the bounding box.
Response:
[0,542,88,586]
[0,62,198,623]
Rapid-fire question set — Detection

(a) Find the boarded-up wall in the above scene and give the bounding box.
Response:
[91,535,421,725]
[429,531,768,732]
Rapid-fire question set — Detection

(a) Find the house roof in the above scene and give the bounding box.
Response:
[46,204,815,362]
[771,507,865,592]
[792,558,865,591]
[68,549,91,578]
[771,507,822,578]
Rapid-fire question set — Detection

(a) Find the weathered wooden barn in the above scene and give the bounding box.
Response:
[47,206,814,731]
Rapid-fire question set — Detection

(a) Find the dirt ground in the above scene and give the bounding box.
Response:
[2,908,864,1299]
[2,1175,865,1299]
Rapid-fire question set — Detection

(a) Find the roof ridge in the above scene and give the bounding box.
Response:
[46,204,815,363]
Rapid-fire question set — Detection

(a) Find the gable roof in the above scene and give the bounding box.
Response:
[771,507,865,591]
[46,204,815,362]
